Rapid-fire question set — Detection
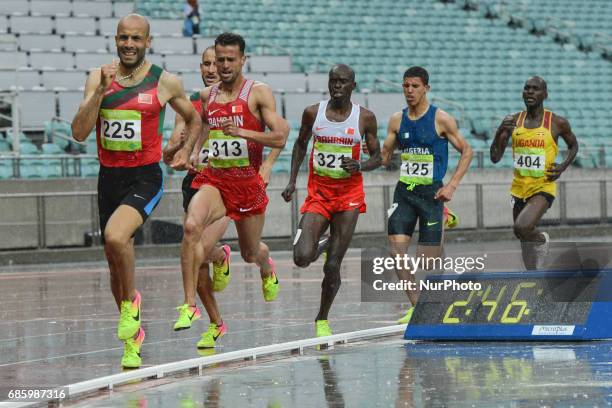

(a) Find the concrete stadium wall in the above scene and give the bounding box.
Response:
[0,168,610,250]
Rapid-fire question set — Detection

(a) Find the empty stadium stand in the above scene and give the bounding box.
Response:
[0,0,610,179]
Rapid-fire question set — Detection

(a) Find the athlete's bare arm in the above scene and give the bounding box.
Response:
[435,110,473,202]
[342,107,380,173]
[163,112,187,165]
[71,61,117,141]
[221,83,289,148]
[547,115,578,181]
[490,113,520,163]
[281,104,317,202]
[159,72,202,170]
[381,112,401,167]
[260,147,282,185]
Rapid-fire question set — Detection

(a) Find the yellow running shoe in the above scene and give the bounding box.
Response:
[444,207,459,229]
[397,307,414,324]
[197,322,227,349]
[173,304,202,331]
[316,320,332,337]
[262,257,279,302]
[212,244,231,292]
[121,327,145,369]
[117,290,141,341]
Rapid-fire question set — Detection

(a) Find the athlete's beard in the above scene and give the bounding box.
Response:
[329,94,351,109]
[120,51,146,69]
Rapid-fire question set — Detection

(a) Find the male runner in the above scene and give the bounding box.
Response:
[180,32,289,314]
[281,64,381,337]
[490,76,577,270]
[71,14,202,368]
[165,45,282,348]
[381,66,472,324]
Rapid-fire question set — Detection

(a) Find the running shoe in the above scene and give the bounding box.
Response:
[121,327,145,369]
[397,307,414,324]
[316,235,330,262]
[197,322,227,349]
[316,320,332,337]
[117,290,141,340]
[444,207,459,229]
[173,304,202,331]
[212,244,232,292]
[262,257,279,302]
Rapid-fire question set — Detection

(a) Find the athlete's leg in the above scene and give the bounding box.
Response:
[513,195,549,269]
[196,263,222,325]
[200,216,231,264]
[388,235,417,305]
[293,212,330,267]
[103,205,144,303]
[513,195,549,242]
[181,185,226,306]
[315,208,360,321]
[235,213,272,277]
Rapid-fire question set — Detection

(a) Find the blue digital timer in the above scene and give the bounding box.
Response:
[404,269,612,340]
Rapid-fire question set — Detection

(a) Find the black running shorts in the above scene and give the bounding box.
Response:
[387,180,444,245]
[97,162,164,234]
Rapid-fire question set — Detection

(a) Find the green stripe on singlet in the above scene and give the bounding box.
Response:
[189,91,200,101]
[101,64,163,109]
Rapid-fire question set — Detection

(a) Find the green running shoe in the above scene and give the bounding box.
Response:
[117,290,141,341]
[262,257,279,302]
[197,322,227,349]
[316,320,332,337]
[173,304,202,331]
[212,244,231,292]
[398,307,414,324]
[121,327,145,369]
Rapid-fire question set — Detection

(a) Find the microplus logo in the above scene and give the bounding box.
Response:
[532,325,575,336]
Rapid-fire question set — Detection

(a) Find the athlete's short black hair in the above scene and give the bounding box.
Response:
[403,66,429,85]
[215,32,246,54]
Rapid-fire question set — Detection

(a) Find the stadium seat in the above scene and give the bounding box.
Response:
[64,35,108,53]
[19,91,57,128]
[0,51,27,69]
[0,69,41,91]
[30,1,72,17]
[0,1,29,16]
[152,36,194,55]
[19,34,62,52]
[73,1,112,18]
[31,52,75,71]
[10,16,54,35]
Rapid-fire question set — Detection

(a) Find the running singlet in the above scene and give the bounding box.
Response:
[96,64,165,167]
[203,79,264,179]
[510,110,558,199]
[396,105,448,186]
[309,100,363,187]
[189,91,209,172]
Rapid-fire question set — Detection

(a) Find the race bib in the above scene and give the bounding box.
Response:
[99,109,142,151]
[208,130,249,168]
[400,152,433,185]
[313,141,352,179]
[196,140,209,172]
[513,147,546,177]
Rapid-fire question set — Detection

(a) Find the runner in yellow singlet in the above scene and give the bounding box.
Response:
[490,76,578,269]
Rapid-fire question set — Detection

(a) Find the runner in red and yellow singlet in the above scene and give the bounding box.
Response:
[180,32,288,308]
[71,14,202,368]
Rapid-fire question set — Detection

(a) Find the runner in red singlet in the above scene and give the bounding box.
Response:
[180,32,288,311]
[71,14,202,368]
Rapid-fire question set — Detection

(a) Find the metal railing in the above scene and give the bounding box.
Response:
[0,177,610,250]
